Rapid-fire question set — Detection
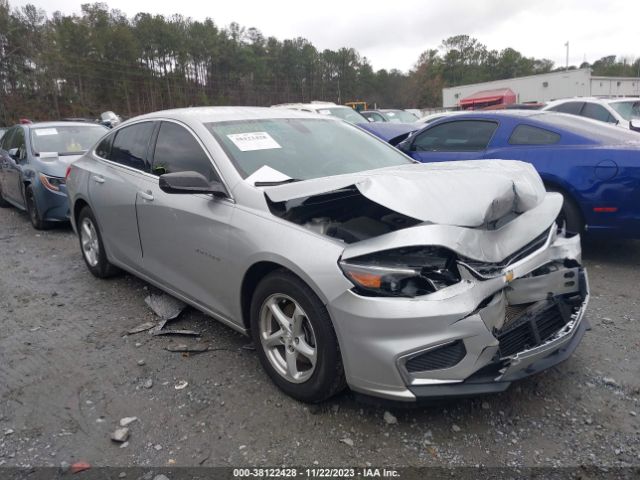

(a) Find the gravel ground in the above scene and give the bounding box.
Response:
[0,205,639,470]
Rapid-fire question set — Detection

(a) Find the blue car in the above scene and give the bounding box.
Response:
[0,122,107,229]
[396,111,640,238]
[358,121,418,146]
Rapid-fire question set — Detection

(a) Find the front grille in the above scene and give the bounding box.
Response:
[496,300,569,357]
[405,340,466,373]
[505,303,531,325]
[460,228,551,277]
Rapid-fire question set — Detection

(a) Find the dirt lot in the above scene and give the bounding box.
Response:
[1,205,639,470]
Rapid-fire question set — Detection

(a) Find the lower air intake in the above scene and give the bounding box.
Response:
[405,340,466,373]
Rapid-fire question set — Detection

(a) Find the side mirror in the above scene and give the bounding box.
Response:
[159,171,227,197]
[396,138,414,153]
[367,117,374,122]
[8,148,19,159]
[630,119,640,132]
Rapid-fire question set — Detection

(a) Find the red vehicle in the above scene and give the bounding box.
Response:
[459,88,517,110]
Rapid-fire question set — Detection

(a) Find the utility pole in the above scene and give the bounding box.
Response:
[565,41,569,71]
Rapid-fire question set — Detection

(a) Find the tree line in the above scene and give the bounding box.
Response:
[1,1,638,125]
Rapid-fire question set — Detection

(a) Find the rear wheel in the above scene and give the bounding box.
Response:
[25,185,53,230]
[77,206,119,278]
[547,187,584,234]
[250,270,346,403]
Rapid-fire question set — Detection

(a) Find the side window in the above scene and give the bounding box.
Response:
[549,102,584,115]
[9,128,26,159]
[1,128,15,150]
[509,124,561,145]
[413,120,498,152]
[581,103,616,123]
[108,122,154,171]
[151,122,219,182]
[95,133,113,159]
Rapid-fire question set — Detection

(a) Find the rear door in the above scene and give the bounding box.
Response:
[406,120,498,163]
[88,121,156,269]
[135,120,235,319]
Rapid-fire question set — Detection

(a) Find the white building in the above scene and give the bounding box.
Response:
[442,68,640,108]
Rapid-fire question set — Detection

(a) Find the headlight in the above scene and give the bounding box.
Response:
[339,247,460,297]
[39,173,65,192]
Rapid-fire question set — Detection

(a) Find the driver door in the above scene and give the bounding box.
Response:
[135,120,235,320]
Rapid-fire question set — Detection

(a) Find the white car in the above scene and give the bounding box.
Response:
[416,110,469,124]
[271,101,368,124]
[542,97,640,132]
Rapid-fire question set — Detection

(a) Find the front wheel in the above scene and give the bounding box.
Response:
[250,270,346,403]
[25,185,53,230]
[77,206,119,278]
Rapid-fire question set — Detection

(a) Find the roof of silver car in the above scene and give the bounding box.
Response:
[133,106,329,124]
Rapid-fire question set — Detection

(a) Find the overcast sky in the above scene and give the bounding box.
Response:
[11,0,640,72]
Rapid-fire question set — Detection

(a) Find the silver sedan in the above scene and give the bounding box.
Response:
[66,107,589,403]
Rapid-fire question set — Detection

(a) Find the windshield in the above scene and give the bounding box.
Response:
[609,100,640,121]
[31,125,106,155]
[206,118,413,181]
[316,107,367,124]
[382,110,418,123]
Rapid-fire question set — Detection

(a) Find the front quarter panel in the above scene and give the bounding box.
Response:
[223,205,351,322]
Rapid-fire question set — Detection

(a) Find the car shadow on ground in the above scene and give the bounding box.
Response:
[581,238,640,265]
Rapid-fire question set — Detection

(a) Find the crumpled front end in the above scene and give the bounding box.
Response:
[327,195,589,402]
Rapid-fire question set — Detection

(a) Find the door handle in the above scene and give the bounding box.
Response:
[92,175,105,184]
[138,190,154,201]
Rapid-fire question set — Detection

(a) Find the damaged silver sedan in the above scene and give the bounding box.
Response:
[66,107,589,403]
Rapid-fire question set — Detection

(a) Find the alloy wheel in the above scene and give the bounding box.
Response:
[80,217,100,267]
[258,294,317,383]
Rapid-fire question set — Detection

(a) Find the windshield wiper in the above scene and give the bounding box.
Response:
[254,178,301,187]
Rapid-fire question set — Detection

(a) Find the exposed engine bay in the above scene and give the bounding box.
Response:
[267,186,422,244]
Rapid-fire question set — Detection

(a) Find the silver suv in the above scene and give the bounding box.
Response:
[66,107,589,403]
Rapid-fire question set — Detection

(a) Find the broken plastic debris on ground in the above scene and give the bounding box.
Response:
[144,292,187,321]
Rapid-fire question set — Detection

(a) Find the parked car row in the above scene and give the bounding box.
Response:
[1,106,592,405]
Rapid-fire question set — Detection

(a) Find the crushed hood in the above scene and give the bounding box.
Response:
[265,160,546,228]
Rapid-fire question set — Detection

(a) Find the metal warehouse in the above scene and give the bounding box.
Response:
[442,68,640,108]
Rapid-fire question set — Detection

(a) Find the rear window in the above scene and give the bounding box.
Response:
[509,125,561,145]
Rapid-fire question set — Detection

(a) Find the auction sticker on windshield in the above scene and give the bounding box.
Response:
[227,132,281,151]
[34,128,58,136]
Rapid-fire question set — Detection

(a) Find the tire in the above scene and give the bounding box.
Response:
[0,184,10,207]
[547,187,584,234]
[25,184,53,230]
[77,206,119,278]
[250,270,346,403]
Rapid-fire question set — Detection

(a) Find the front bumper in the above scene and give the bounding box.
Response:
[329,229,589,402]
[35,182,70,222]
